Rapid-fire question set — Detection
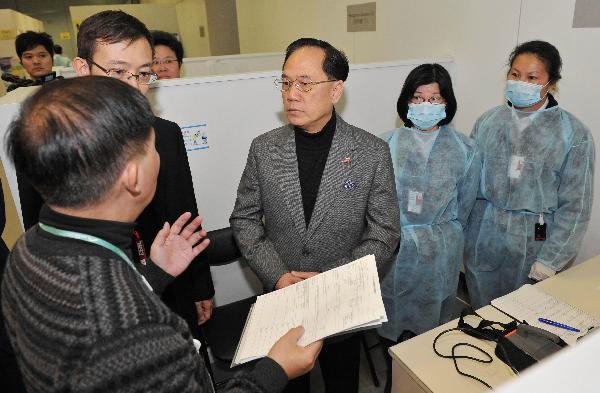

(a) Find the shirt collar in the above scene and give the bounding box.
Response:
[38,204,135,250]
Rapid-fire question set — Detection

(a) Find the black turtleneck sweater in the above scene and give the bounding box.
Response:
[1,205,288,392]
[295,112,336,226]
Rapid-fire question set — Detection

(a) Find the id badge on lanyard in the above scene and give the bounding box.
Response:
[535,213,547,241]
[133,230,148,265]
[408,190,424,214]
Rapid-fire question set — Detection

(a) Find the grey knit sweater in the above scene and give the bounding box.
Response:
[1,208,288,392]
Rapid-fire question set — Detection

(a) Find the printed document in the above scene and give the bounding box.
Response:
[232,254,386,366]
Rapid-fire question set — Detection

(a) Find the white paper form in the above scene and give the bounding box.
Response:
[232,255,387,366]
[491,284,600,345]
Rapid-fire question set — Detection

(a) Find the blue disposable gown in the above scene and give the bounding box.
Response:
[464,103,595,309]
[378,126,481,340]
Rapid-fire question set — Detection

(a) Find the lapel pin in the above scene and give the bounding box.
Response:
[341,156,352,164]
[344,179,356,189]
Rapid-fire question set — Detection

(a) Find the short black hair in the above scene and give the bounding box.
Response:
[77,10,154,63]
[151,30,184,65]
[53,44,63,54]
[397,63,457,127]
[508,40,562,83]
[15,31,54,59]
[6,76,154,208]
[284,38,349,81]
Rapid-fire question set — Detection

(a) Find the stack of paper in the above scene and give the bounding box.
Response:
[491,284,600,345]
[232,254,387,366]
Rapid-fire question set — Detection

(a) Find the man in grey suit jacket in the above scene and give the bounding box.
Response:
[231,38,400,393]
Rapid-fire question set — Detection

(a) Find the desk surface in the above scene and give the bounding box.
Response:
[536,254,600,319]
[389,254,600,393]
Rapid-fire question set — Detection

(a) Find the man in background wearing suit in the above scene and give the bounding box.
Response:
[72,10,215,334]
[230,38,400,393]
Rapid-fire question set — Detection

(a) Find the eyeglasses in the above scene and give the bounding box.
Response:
[274,76,337,92]
[152,58,179,67]
[88,59,158,85]
[410,95,445,105]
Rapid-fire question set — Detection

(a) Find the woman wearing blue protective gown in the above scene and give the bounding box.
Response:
[378,64,481,343]
[464,41,595,309]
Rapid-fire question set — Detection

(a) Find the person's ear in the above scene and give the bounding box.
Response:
[120,161,141,197]
[72,57,91,77]
[330,80,344,104]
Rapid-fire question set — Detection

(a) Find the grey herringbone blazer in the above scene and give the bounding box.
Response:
[230,114,400,290]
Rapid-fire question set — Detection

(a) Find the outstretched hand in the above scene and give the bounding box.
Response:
[150,212,210,277]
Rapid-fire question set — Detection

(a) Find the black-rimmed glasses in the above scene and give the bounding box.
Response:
[88,59,158,85]
[274,76,337,92]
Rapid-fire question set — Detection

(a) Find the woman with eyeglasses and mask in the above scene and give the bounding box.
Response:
[377,63,481,393]
[464,41,595,310]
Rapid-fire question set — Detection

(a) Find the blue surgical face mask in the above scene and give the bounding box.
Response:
[407,103,446,130]
[505,80,549,108]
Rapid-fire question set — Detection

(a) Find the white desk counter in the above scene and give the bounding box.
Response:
[389,254,600,393]
[536,254,600,319]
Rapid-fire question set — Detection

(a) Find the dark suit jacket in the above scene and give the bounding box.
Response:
[137,117,214,331]
[15,116,214,332]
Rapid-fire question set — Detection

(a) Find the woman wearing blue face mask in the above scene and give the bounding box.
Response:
[377,63,481,393]
[464,41,595,309]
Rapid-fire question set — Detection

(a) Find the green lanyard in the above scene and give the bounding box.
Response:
[39,222,153,291]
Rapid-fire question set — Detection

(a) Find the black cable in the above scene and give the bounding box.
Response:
[432,326,520,390]
[433,328,493,362]
[432,328,494,389]
[451,343,493,390]
[461,308,522,375]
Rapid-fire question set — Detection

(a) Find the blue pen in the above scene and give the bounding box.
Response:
[538,318,581,333]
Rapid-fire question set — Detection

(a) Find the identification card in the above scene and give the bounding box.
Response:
[133,230,148,265]
[535,223,547,241]
[509,155,525,179]
[408,191,423,214]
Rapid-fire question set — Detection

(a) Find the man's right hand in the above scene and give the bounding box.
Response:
[267,326,323,380]
[274,272,303,289]
[150,212,210,277]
